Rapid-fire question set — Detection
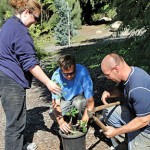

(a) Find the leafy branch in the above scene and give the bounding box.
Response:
[66,106,79,125]
[65,106,87,134]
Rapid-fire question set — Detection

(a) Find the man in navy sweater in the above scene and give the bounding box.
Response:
[100,53,150,150]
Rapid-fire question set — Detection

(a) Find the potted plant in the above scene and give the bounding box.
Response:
[59,106,87,150]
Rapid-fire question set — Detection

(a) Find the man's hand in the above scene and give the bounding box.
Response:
[82,97,94,122]
[103,126,117,138]
[101,91,110,104]
[59,120,71,133]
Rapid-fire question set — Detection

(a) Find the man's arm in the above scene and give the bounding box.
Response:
[82,97,94,122]
[101,87,123,104]
[52,99,70,133]
[104,114,150,138]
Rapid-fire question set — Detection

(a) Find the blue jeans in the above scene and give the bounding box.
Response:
[50,95,87,121]
[102,103,150,150]
[0,71,26,150]
[61,95,87,118]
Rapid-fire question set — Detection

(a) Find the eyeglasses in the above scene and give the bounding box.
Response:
[32,13,40,22]
[62,70,75,77]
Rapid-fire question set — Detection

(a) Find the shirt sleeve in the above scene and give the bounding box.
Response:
[14,33,39,71]
[82,67,93,99]
[130,87,150,117]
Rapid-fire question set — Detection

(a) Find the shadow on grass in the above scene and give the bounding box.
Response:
[24,106,63,149]
[24,106,50,143]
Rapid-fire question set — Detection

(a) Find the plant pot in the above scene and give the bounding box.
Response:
[59,130,86,150]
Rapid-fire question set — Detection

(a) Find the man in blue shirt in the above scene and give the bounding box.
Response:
[50,54,94,133]
[100,53,150,150]
[0,1,61,149]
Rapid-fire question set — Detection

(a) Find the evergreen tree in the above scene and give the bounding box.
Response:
[54,0,76,45]
[43,0,82,33]
[67,0,82,29]
[113,0,150,69]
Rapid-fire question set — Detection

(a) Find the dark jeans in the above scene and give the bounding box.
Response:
[0,71,26,150]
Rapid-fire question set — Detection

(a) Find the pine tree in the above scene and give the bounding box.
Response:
[54,0,76,45]
[42,0,82,38]
[67,0,82,29]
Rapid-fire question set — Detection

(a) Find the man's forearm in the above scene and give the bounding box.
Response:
[86,97,94,111]
[82,97,94,122]
[52,100,64,125]
[115,115,150,136]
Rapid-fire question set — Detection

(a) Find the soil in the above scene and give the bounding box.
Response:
[0,25,115,150]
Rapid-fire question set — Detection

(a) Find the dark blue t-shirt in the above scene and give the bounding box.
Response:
[0,16,39,88]
[124,67,150,133]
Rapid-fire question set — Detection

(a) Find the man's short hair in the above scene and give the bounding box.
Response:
[58,54,76,70]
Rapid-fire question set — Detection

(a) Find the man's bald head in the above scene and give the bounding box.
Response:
[101,53,131,82]
[101,53,124,71]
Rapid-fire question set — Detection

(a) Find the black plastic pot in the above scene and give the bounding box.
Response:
[59,130,86,150]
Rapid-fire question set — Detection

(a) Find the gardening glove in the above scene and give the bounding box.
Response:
[59,121,71,133]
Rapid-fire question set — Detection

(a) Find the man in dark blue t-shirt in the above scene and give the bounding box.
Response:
[100,53,150,150]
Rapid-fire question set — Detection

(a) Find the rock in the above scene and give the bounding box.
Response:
[109,21,123,32]
[99,17,112,22]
